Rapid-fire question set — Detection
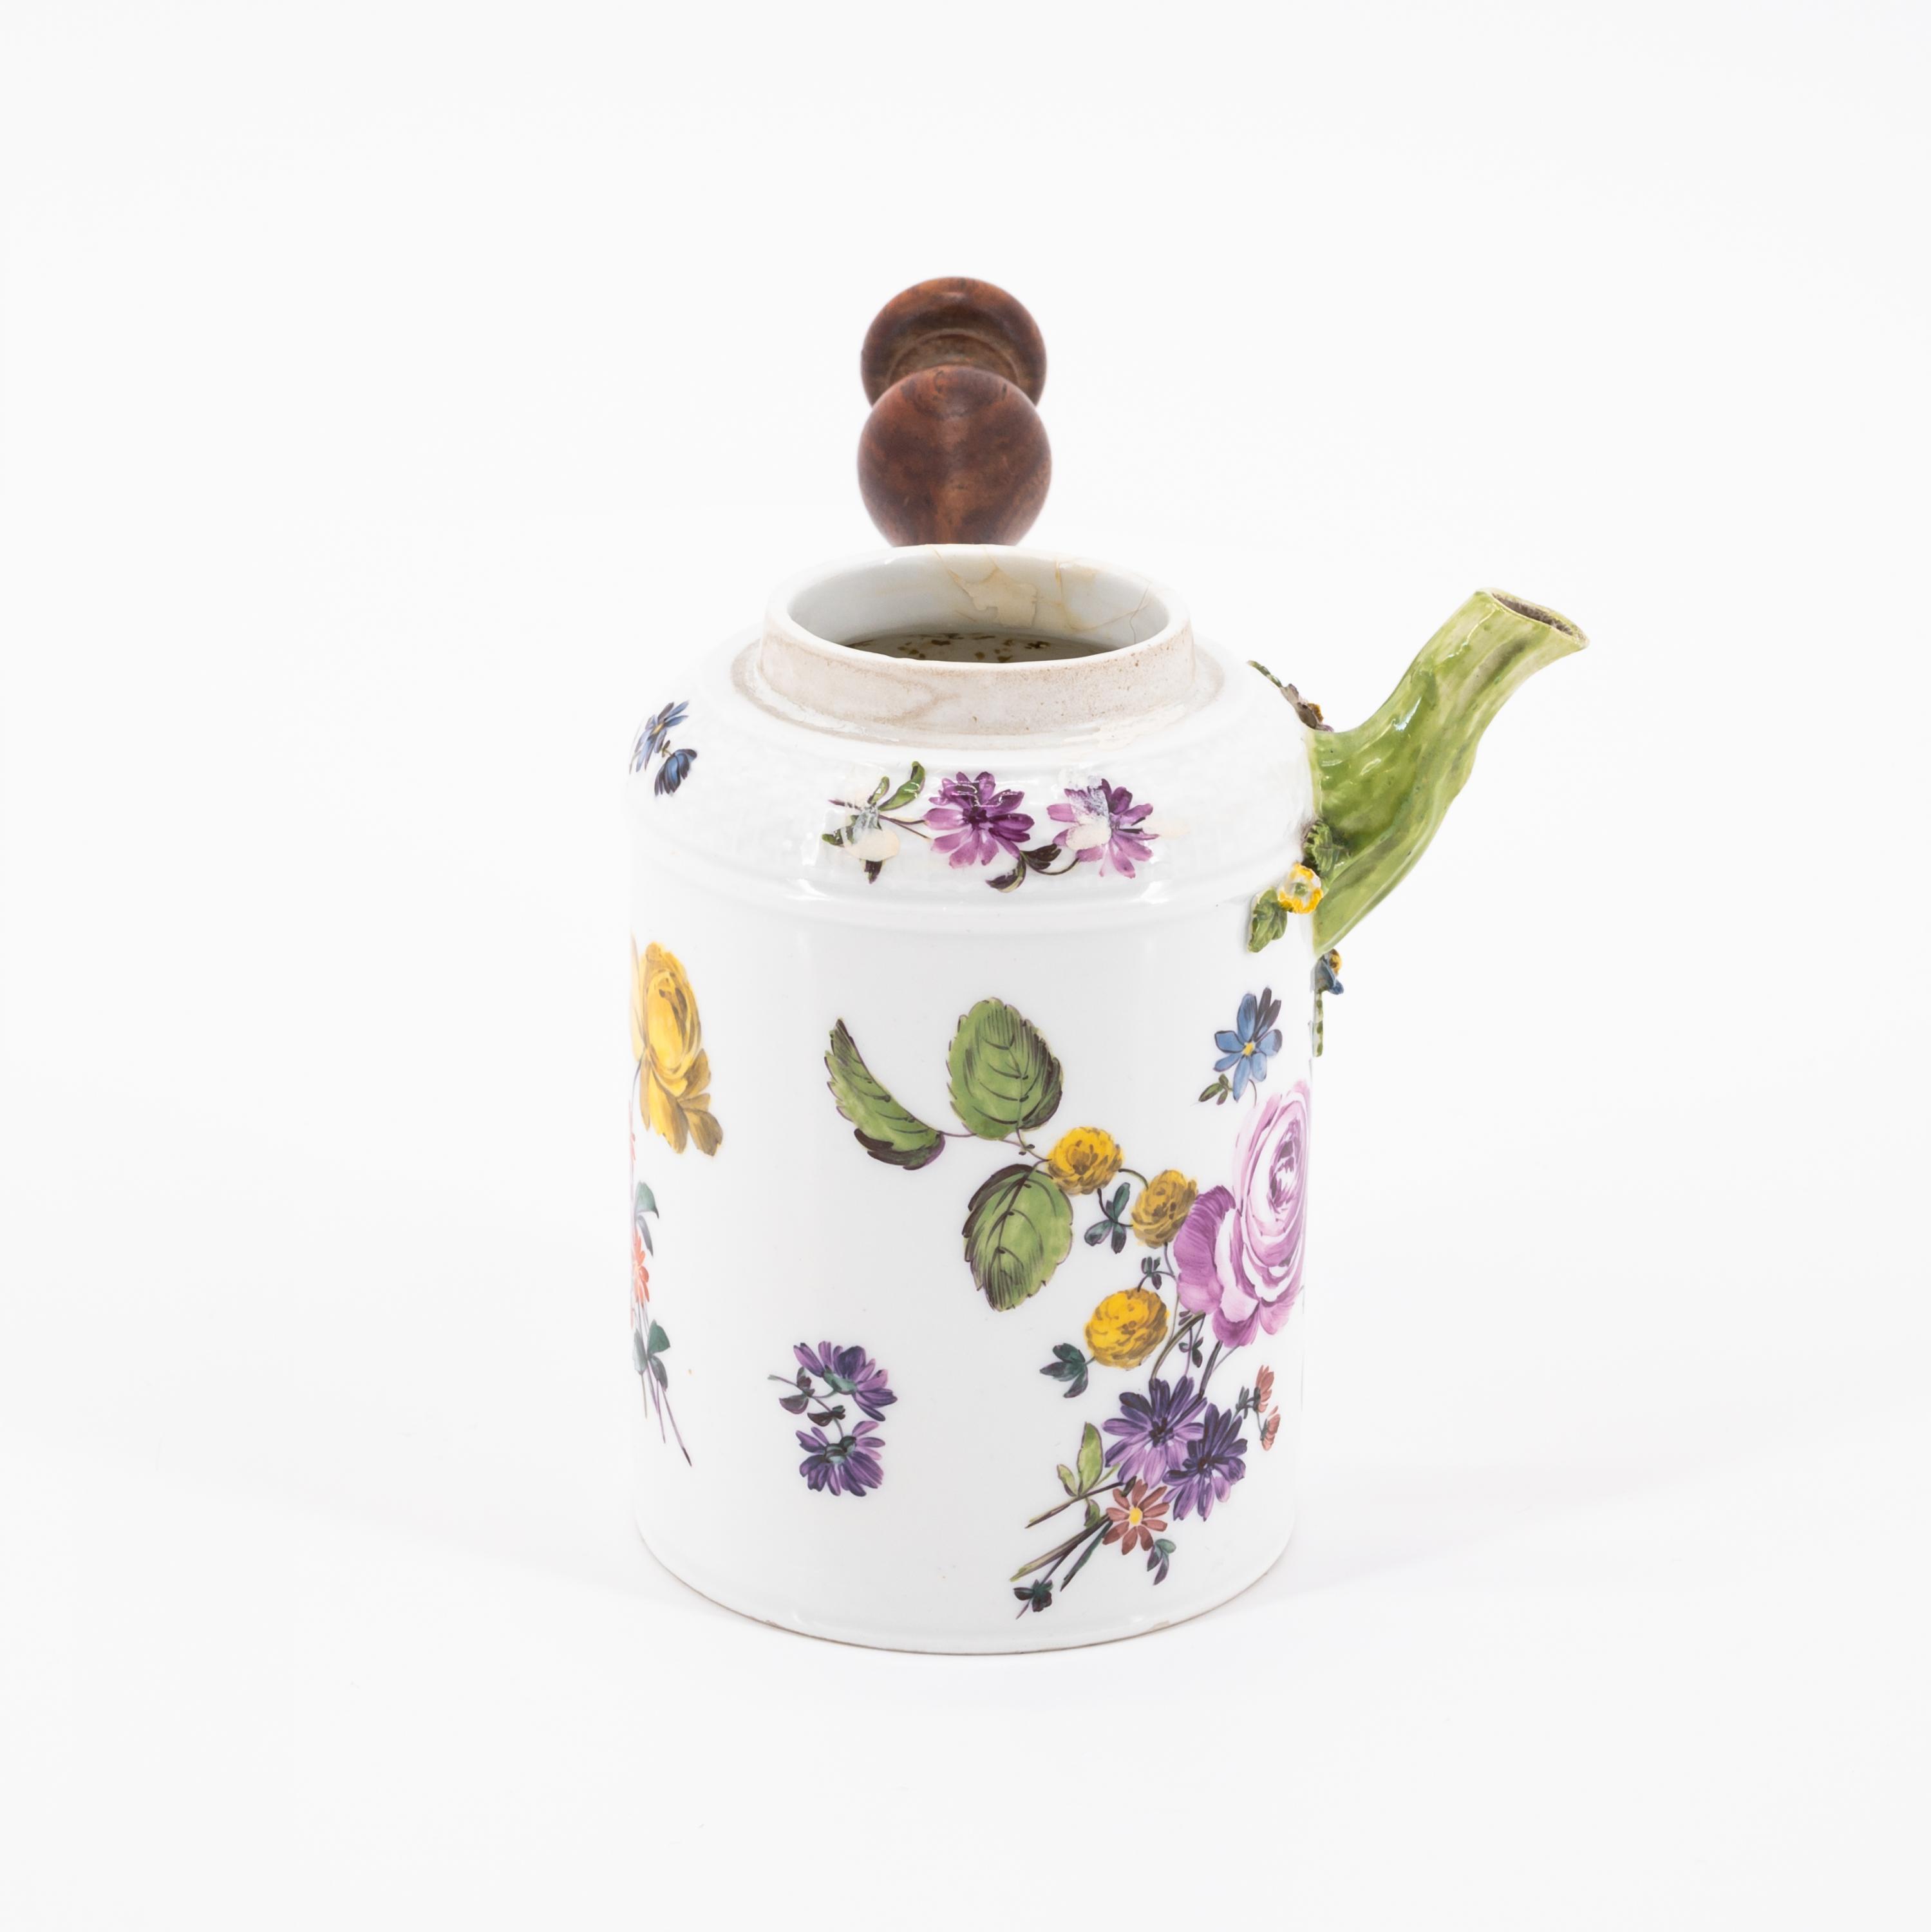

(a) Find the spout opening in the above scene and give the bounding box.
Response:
[1308,585,1588,952]
[1487,590,1588,645]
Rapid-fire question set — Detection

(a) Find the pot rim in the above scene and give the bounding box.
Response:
[758,544,1195,735]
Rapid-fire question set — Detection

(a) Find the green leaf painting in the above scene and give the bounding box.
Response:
[961,1164,1073,1311]
[877,761,927,813]
[626,1161,687,1463]
[825,1020,946,1170]
[822,996,1077,1312]
[822,978,1306,1625]
[947,999,1063,1139]
[1075,1421,1104,1492]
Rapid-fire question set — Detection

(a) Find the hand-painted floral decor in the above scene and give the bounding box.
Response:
[826,990,1306,1615]
[629,1178,689,1463]
[1176,1085,1310,1349]
[825,997,1080,1309]
[1013,1083,1303,1615]
[824,764,1160,891]
[769,1343,898,1497]
[627,940,722,1464]
[632,700,697,795]
[1012,1356,1283,1616]
[1198,987,1285,1105]
[631,941,722,1157]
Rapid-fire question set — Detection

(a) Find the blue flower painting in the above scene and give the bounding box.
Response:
[632,700,697,794]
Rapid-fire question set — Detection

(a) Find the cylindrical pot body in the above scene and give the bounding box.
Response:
[625,545,1316,1653]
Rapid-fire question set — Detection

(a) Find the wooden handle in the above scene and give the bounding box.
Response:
[857,278,1051,546]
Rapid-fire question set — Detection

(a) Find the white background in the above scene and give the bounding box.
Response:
[3,2,1926,1925]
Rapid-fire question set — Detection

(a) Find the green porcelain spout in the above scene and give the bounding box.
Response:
[1252,590,1587,956]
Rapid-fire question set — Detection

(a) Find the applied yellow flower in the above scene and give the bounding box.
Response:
[631,940,722,1156]
[1086,1287,1169,1368]
[1131,1170,1198,1247]
[1276,864,1324,915]
[1044,1126,1122,1195]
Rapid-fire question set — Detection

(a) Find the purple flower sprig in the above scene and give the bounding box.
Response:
[796,1420,886,1497]
[990,777,1161,893]
[1047,779,1158,878]
[1102,1374,1207,1489]
[1014,1298,1253,1614]
[792,1341,897,1421]
[1164,1403,1248,1520]
[924,771,1035,868]
[824,767,1163,895]
[770,1342,896,1499]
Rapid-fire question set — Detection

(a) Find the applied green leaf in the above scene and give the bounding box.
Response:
[947,999,1063,1139]
[825,1020,946,1170]
[960,1163,1073,1310]
[1301,818,1337,875]
[1247,887,1290,954]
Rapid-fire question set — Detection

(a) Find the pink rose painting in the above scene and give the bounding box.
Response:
[1173,1082,1310,1349]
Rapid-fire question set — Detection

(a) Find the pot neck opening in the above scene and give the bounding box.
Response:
[756,545,1194,737]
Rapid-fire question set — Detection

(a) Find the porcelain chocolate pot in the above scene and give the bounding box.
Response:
[623,283,1585,1653]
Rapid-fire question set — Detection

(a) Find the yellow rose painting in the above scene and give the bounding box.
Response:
[630,941,722,1156]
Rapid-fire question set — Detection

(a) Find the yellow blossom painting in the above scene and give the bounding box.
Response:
[630,941,722,1157]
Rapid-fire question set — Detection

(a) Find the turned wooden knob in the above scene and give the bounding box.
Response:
[857,278,1051,546]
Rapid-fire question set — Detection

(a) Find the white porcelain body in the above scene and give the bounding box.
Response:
[626,547,1317,1652]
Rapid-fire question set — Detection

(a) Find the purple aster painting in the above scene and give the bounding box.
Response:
[819,981,1297,1622]
[1008,1084,1306,1615]
[923,770,1035,868]
[820,765,1164,893]
[771,1343,897,1498]
[1046,779,1158,878]
[1102,1374,1206,1488]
